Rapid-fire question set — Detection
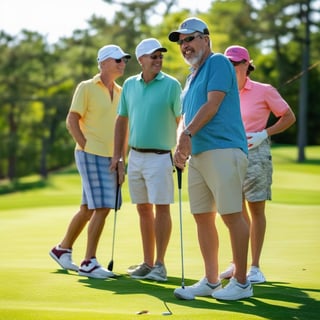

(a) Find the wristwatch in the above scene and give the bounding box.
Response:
[183,129,192,138]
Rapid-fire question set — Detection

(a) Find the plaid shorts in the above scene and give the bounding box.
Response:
[243,139,273,202]
[75,150,121,210]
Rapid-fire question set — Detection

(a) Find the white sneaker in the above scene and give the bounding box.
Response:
[212,277,253,301]
[49,245,79,271]
[219,263,235,279]
[247,266,266,283]
[78,258,114,279]
[174,277,222,300]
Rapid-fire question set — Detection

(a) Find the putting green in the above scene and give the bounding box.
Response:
[0,201,319,320]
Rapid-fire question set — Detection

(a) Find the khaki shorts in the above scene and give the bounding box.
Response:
[243,139,273,202]
[128,149,174,204]
[188,148,248,215]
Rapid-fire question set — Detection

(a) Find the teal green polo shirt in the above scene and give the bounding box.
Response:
[118,71,182,150]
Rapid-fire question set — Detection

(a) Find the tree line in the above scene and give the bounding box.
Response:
[0,0,319,181]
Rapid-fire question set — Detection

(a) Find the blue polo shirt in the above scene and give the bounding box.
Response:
[182,53,247,155]
[118,71,182,150]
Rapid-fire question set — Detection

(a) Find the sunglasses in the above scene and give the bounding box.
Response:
[114,57,129,64]
[149,54,164,60]
[177,34,202,45]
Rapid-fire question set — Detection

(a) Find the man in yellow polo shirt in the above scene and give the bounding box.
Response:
[49,44,130,279]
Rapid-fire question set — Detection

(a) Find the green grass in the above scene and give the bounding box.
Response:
[0,145,319,319]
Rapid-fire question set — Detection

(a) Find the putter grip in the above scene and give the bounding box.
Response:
[115,168,121,210]
[176,167,182,189]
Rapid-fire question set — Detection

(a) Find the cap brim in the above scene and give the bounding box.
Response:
[153,48,167,54]
[110,52,131,59]
[225,55,243,62]
[169,29,196,42]
[145,47,167,55]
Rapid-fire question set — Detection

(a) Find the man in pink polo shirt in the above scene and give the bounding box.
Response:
[221,45,296,283]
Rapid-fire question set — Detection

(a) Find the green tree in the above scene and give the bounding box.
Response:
[0,31,51,180]
[0,0,319,184]
[256,0,320,158]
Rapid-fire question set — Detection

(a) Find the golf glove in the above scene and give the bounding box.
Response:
[247,130,268,150]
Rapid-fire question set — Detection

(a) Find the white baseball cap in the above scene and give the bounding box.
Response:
[97,45,131,63]
[135,38,167,59]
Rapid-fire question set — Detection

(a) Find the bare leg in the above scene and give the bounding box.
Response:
[154,204,172,265]
[220,201,250,277]
[60,204,93,249]
[221,212,249,284]
[247,200,266,267]
[242,200,251,226]
[84,207,110,260]
[194,212,219,284]
[137,203,155,267]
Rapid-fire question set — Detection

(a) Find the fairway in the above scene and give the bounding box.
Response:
[0,146,319,319]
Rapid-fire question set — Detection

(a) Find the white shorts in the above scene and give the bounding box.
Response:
[127,149,174,204]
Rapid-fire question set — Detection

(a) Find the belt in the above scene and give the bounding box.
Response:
[131,147,170,154]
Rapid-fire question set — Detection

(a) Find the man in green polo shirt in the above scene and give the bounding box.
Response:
[112,38,182,281]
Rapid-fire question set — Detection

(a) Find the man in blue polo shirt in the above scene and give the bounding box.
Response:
[168,17,253,301]
[112,38,181,281]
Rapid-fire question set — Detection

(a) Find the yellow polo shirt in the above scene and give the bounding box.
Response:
[70,74,121,157]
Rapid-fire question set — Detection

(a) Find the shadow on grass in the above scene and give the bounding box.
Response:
[271,144,320,165]
[78,275,320,319]
[0,165,77,195]
[0,178,48,195]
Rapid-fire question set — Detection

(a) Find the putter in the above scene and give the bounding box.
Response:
[162,301,173,315]
[107,179,120,271]
[176,167,185,289]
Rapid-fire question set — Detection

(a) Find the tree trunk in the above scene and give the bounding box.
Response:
[297,1,311,162]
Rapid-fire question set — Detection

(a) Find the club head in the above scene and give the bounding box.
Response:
[163,301,173,315]
[107,260,114,271]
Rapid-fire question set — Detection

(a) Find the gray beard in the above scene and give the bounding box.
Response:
[183,48,205,67]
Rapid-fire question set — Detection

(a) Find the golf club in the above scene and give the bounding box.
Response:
[176,167,185,289]
[107,177,120,271]
[162,301,173,316]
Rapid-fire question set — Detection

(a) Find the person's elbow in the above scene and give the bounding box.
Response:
[66,114,71,132]
[288,108,296,126]
[66,112,81,132]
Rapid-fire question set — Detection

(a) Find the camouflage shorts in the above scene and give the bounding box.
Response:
[243,139,273,202]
